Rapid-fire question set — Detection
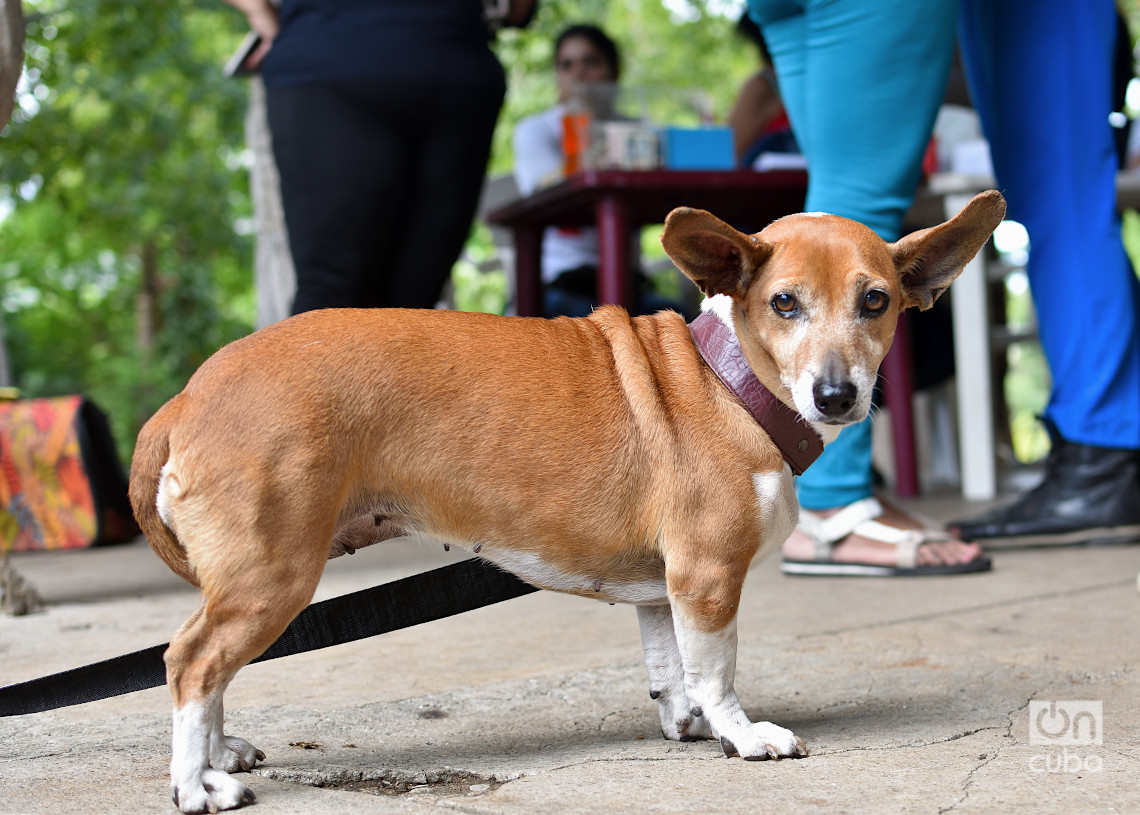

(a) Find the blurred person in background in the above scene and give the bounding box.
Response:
[950,0,1140,548]
[222,0,535,314]
[512,23,691,319]
[746,0,990,577]
[727,13,797,167]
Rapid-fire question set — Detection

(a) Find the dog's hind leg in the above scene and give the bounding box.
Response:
[209,700,265,773]
[166,599,261,773]
[636,604,713,741]
[164,546,325,814]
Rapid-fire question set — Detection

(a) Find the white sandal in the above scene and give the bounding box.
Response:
[782,497,991,577]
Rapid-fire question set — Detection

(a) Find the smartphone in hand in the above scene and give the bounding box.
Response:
[224,31,263,78]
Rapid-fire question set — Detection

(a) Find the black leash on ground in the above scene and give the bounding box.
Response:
[0,558,537,717]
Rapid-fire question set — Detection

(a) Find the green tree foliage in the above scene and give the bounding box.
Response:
[1,0,253,458]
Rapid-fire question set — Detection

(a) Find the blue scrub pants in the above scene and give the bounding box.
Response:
[747,0,958,509]
[959,0,1140,451]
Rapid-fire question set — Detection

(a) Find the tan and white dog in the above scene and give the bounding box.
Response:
[130,190,1005,813]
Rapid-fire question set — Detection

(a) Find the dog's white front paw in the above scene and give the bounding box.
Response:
[173,768,255,814]
[210,736,265,773]
[718,721,807,760]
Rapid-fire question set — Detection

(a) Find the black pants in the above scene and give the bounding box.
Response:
[267,78,504,313]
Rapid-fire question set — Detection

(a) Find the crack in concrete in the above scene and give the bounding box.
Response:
[937,692,1033,814]
[253,764,518,796]
[938,749,1002,815]
[0,750,68,762]
[818,724,1004,757]
[541,749,726,776]
[596,709,634,732]
[256,739,721,802]
[808,579,1135,638]
[1101,747,1140,765]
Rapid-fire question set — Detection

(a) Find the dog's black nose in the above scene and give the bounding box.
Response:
[813,380,858,418]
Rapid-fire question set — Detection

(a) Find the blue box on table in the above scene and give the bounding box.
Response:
[661,126,735,170]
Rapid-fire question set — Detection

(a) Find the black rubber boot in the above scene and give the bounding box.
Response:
[950,420,1140,548]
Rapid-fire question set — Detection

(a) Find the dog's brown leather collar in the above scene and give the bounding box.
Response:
[689,310,824,476]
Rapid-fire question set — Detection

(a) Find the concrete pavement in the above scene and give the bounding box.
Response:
[2,496,1139,815]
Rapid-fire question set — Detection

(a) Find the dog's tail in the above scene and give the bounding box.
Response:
[128,396,199,587]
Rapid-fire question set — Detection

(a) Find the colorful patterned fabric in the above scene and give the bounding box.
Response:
[0,396,136,552]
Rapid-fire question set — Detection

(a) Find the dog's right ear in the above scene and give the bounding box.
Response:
[661,207,773,300]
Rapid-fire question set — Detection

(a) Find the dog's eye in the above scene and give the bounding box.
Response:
[862,290,890,316]
[771,293,799,316]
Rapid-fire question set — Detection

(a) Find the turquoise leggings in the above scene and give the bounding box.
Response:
[747,0,958,509]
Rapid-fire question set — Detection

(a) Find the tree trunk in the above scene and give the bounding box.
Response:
[247,77,294,328]
[0,0,21,128]
[0,0,23,388]
[135,237,158,352]
[0,0,38,616]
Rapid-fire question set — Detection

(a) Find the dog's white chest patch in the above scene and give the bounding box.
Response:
[752,467,798,562]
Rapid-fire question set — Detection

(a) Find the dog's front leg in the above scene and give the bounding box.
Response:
[636,604,713,741]
[667,582,806,760]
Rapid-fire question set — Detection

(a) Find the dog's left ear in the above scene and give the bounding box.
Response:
[661,207,773,300]
[892,190,1007,310]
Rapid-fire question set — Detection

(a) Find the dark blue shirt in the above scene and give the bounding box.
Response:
[260,0,503,89]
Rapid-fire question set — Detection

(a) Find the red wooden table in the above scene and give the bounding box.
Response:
[484,168,809,318]
[485,167,921,496]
